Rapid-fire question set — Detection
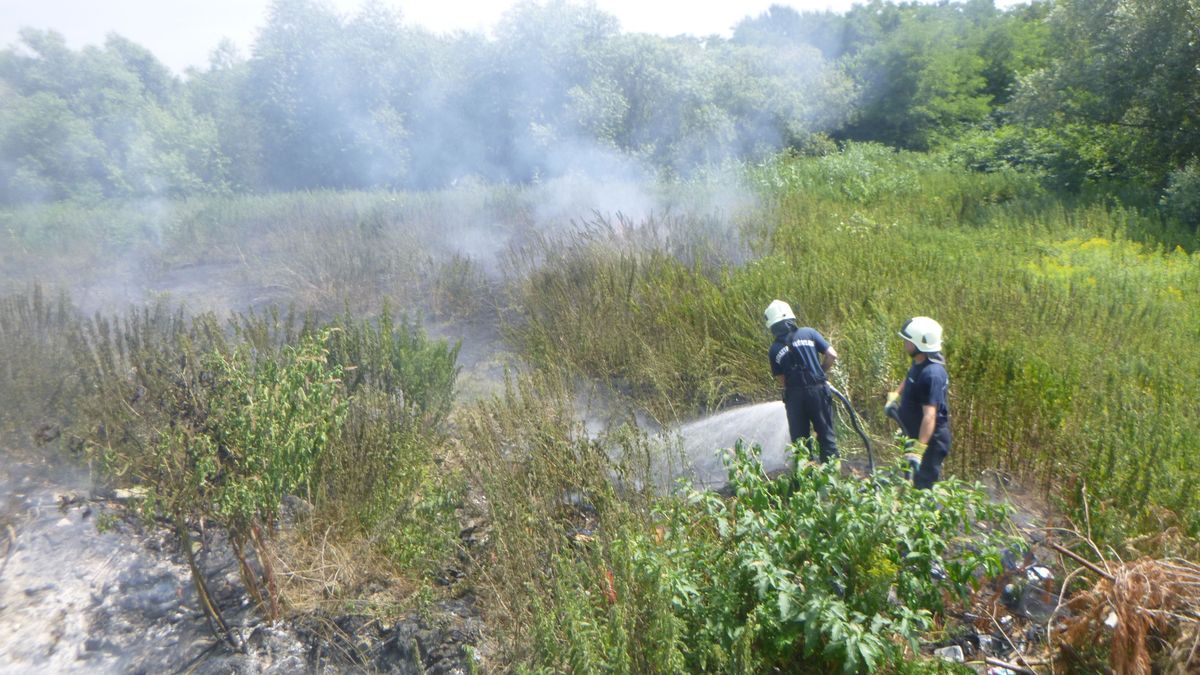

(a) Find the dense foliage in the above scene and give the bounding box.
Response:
[661,443,1015,673]
[3,0,1199,231]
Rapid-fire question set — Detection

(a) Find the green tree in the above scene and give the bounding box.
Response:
[0,90,108,202]
[840,4,992,149]
[578,32,853,170]
[0,29,228,202]
[247,0,348,190]
[1010,0,1200,186]
[184,41,267,192]
[732,5,848,60]
[976,2,1050,108]
[483,0,621,179]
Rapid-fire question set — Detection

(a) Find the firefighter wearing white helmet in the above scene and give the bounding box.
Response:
[764,299,839,463]
[884,316,951,488]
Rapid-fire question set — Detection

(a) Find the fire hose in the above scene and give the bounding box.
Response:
[826,383,874,476]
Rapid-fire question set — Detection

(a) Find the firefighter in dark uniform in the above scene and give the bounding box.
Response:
[884,316,951,489]
[764,299,839,463]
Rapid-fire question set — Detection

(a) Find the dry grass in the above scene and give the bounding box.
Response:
[272,517,416,617]
[1061,556,1200,673]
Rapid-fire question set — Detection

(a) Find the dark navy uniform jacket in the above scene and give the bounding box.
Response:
[769,327,831,389]
[898,356,950,439]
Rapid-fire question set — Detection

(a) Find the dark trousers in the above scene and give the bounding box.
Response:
[913,427,951,489]
[784,383,839,462]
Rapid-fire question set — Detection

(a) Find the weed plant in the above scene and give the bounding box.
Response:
[460,372,673,671]
[0,286,76,442]
[503,213,756,422]
[317,308,462,571]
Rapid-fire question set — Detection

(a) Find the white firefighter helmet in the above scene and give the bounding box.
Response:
[898,316,943,353]
[763,299,796,331]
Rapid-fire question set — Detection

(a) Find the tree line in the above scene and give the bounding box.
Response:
[1,0,1197,226]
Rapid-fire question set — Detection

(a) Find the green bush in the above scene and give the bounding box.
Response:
[466,382,1016,674]
[314,310,462,571]
[320,385,461,572]
[651,442,1015,673]
[198,332,347,529]
[324,307,460,423]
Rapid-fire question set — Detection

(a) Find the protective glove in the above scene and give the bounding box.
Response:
[883,391,900,417]
[903,452,922,475]
[902,438,926,481]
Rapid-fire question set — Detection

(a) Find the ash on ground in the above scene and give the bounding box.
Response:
[0,453,480,674]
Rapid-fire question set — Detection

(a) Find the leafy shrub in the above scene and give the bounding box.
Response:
[652,442,1016,673]
[197,333,347,529]
[319,384,461,571]
[324,307,460,423]
[466,376,1016,675]
[72,315,346,625]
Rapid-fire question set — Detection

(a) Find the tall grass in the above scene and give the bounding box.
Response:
[458,372,679,671]
[3,146,1197,668]
[505,144,1200,554]
[0,286,76,442]
[1,178,751,318]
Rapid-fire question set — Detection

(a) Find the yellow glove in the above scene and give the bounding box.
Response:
[884,391,900,416]
[903,451,922,479]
